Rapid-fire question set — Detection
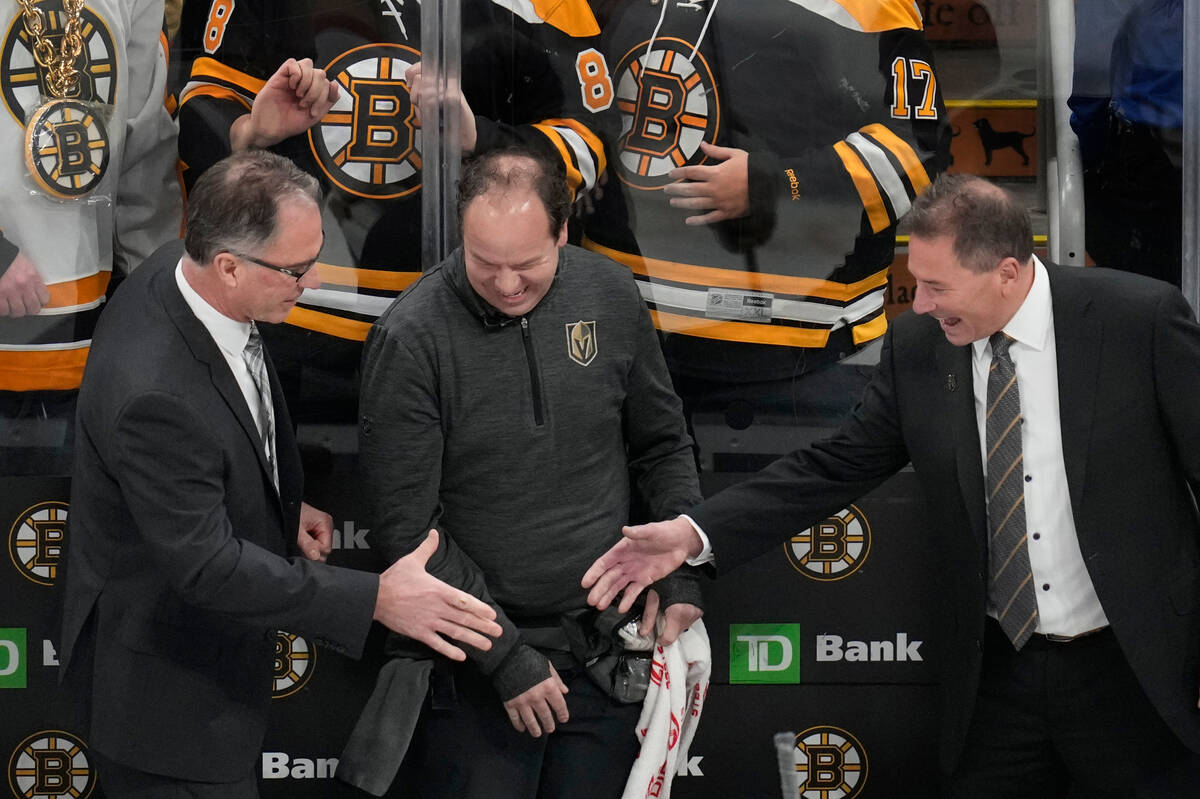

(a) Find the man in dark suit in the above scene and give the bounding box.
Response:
[58,150,502,798]
[582,174,1200,796]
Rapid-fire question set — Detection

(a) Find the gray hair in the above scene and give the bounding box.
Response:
[184,150,321,265]
[903,174,1033,273]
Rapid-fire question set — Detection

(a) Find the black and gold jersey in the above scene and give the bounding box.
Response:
[177,0,606,343]
[583,0,951,381]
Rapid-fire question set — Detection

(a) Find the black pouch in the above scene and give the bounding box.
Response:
[559,606,652,704]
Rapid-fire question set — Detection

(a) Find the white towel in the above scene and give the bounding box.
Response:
[622,619,712,799]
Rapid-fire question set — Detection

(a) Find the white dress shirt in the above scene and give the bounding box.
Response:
[174,262,277,473]
[971,257,1108,636]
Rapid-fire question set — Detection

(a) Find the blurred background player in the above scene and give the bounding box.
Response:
[0,0,182,475]
[1069,0,1182,286]
[175,0,606,424]
[582,0,951,459]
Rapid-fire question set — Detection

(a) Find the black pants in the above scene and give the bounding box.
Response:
[948,618,1194,798]
[397,662,642,799]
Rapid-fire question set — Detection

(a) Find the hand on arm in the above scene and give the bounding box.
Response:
[503,662,569,738]
[0,251,49,317]
[297,501,333,562]
[405,62,478,152]
[582,517,703,613]
[374,529,503,661]
[230,58,339,151]
[639,588,704,647]
[663,141,750,225]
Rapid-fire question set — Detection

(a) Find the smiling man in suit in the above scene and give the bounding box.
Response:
[58,150,502,798]
[582,174,1200,796]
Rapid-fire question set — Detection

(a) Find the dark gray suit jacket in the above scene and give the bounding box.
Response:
[59,241,379,782]
[691,263,1200,773]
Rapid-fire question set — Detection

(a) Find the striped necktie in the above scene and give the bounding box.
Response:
[986,332,1038,649]
[242,322,278,487]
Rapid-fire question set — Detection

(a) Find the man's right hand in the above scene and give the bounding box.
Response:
[582,517,703,613]
[503,663,569,738]
[373,529,502,661]
[230,57,339,151]
[0,251,49,317]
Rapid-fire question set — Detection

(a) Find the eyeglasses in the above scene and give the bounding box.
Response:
[227,251,318,281]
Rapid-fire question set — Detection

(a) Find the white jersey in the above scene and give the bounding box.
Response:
[0,0,182,390]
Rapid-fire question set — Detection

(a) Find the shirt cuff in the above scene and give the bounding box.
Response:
[680,514,714,566]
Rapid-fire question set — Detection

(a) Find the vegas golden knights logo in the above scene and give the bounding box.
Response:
[8,501,67,587]
[1,0,119,121]
[7,730,96,799]
[793,725,868,798]
[565,320,597,366]
[309,43,422,199]
[613,37,720,190]
[272,631,315,698]
[24,98,111,198]
[784,505,871,582]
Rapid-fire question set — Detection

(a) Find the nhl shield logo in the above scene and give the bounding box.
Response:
[565,320,598,366]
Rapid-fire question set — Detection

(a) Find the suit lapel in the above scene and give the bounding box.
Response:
[934,335,988,550]
[1047,265,1099,520]
[152,260,283,498]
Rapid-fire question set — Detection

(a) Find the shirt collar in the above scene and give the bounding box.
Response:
[971,255,1051,361]
[174,259,252,358]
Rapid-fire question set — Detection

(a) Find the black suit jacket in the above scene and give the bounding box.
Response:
[59,241,379,782]
[691,263,1200,773]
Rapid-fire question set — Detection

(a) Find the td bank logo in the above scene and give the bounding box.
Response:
[0,628,26,689]
[784,505,871,582]
[729,623,800,684]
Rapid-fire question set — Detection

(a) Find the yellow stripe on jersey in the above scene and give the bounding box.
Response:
[529,0,601,36]
[861,123,931,194]
[652,310,832,347]
[313,263,421,292]
[585,237,889,302]
[650,311,884,348]
[46,272,109,309]
[531,123,585,194]
[833,140,891,233]
[187,57,267,96]
[178,84,251,111]
[537,117,606,177]
[832,0,922,31]
[285,307,373,341]
[852,311,888,345]
[790,0,922,33]
[0,347,89,391]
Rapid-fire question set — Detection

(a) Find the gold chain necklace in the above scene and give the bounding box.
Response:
[15,0,112,200]
[16,0,86,99]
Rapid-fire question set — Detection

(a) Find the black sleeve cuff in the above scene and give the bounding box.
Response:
[0,233,18,277]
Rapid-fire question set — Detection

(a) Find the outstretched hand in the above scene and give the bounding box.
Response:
[374,529,502,660]
[231,57,339,151]
[581,517,702,613]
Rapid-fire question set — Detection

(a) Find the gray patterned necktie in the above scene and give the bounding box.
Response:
[242,322,277,487]
[986,332,1038,649]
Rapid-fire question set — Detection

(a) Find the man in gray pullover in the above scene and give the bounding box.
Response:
[351,147,703,798]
